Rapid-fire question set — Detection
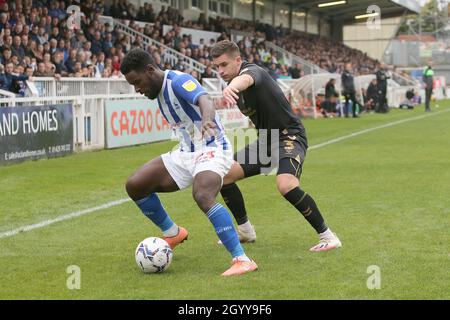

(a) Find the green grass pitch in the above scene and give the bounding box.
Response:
[0,102,449,299]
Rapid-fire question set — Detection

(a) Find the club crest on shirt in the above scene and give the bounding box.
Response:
[182,80,197,92]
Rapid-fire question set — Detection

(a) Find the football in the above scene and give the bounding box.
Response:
[135,237,173,273]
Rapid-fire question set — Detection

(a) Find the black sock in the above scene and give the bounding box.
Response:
[284,187,328,234]
[220,183,248,225]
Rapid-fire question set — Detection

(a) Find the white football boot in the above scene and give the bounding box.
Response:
[217,222,257,244]
[309,229,342,252]
[237,223,257,243]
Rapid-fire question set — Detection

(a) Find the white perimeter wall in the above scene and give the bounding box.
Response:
[343,17,402,61]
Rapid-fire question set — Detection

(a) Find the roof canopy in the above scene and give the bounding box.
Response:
[288,0,419,24]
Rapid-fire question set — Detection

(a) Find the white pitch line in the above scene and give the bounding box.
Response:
[309,109,450,150]
[1,108,449,240]
[0,198,131,239]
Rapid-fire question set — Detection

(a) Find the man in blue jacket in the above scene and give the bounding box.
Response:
[0,62,32,94]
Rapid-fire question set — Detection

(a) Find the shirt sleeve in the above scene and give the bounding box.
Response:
[12,74,29,81]
[171,73,207,105]
[239,64,263,87]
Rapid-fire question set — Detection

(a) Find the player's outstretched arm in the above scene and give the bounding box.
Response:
[197,94,217,138]
[223,74,255,106]
[228,74,255,92]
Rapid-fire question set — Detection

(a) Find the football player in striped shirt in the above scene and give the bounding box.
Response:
[120,48,257,276]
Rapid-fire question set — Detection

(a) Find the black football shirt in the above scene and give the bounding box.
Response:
[235,61,308,147]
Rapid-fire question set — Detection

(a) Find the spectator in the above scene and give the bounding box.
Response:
[32,43,45,62]
[82,41,93,59]
[91,31,103,55]
[56,38,69,61]
[173,58,185,72]
[49,26,61,42]
[48,1,59,18]
[55,1,67,20]
[21,34,29,51]
[341,63,359,118]
[29,25,39,43]
[112,55,121,71]
[49,38,58,55]
[190,70,200,81]
[102,32,114,55]
[53,51,68,76]
[253,54,264,67]
[96,52,106,74]
[0,62,32,93]
[277,64,291,79]
[34,61,53,77]
[37,27,48,45]
[324,78,338,115]
[375,63,390,113]
[399,88,416,110]
[102,66,112,78]
[268,63,278,80]
[3,34,13,50]
[0,13,9,31]
[365,78,378,112]
[65,49,78,74]
[12,23,23,37]
[73,61,83,75]
[201,66,214,80]
[17,66,35,96]
[25,66,34,78]
[0,47,11,65]
[10,55,20,67]
[289,63,302,79]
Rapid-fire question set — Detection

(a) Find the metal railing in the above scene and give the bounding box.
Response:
[0,89,15,98]
[1,77,231,100]
[24,77,135,98]
[112,19,218,77]
[391,71,421,87]
[265,41,328,75]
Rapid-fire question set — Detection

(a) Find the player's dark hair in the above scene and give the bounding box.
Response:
[211,40,240,59]
[120,48,155,75]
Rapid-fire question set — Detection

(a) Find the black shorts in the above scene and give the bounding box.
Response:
[234,129,307,178]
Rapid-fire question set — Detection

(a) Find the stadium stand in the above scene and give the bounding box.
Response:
[0,0,389,97]
[114,1,382,76]
[0,0,126,95]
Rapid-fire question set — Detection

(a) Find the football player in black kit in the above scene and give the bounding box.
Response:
[212,40,341,252]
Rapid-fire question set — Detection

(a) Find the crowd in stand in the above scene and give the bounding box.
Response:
[0,0,381,96]
[275,34,378,76]
[111,1,379,77]
[0,0,127,95]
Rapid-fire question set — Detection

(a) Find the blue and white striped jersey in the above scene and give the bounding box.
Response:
[156,70,230,152]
